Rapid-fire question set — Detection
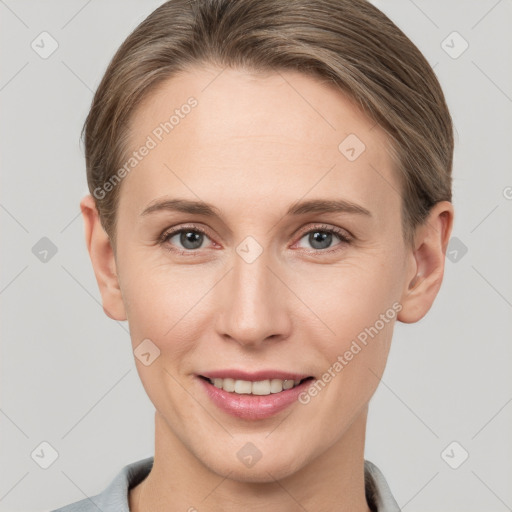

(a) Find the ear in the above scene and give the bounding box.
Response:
[397,200,454,324]
[80,194,127,321]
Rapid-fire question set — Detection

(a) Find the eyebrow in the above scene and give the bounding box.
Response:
[141,197,372,219]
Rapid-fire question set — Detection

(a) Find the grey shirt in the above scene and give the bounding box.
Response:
[52,457,401,511]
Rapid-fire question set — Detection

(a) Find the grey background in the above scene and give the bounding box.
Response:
[1,0,511,510]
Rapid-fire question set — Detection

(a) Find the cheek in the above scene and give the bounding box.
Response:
[121,263,209,414]
[292,253,402,334]
[292,252,402,383]
[119,252,209,338]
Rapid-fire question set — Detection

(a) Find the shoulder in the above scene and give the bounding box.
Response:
[51,499,96,512]
[364,460,401,512]
[51,457,154,512]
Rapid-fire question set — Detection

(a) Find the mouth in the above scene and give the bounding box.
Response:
[197,373,316,420]
[198,375,315,395]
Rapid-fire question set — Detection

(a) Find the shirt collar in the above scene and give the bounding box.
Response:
[54,456,400,511]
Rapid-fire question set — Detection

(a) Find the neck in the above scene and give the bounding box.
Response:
[130,408,371,512]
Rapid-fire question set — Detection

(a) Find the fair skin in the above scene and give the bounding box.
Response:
[81,66,453,512]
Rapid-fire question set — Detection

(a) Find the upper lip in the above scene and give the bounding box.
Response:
[199,370,313,381]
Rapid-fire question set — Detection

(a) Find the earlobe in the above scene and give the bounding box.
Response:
[80,194,127,321]
[397,201,454,324]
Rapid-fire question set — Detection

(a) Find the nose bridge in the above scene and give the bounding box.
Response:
[217,244,290,345]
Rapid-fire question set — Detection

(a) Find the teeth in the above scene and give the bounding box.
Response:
[209,377,303,395]
[235,379,252,394]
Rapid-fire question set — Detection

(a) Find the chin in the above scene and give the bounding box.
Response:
[217,464,296,484]
[202,448,305,484]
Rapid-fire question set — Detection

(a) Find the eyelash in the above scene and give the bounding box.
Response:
[158,223,352,256]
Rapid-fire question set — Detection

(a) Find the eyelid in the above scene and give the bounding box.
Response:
[159,223,211,242]
[159,223,217,251]
[295,223,352,241]
[159,222,352,254]
[290,223,352,254]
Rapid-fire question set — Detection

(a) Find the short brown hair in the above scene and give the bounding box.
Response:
[83,0,453,249]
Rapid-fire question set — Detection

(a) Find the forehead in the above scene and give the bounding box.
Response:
[119,65,399,224]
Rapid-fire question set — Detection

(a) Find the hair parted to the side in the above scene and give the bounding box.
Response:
[83,0,453,250]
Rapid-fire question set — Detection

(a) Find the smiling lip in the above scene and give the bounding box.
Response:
[196,370,314,420]
[199,369,311,381]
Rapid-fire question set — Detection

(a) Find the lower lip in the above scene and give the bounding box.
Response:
[198,376,314,420]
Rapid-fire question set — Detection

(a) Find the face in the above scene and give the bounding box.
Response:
[97,66,422,481]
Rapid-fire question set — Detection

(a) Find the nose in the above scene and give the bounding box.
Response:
[215,248,292,348]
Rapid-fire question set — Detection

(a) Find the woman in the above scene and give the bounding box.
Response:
[53,0,454,510]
